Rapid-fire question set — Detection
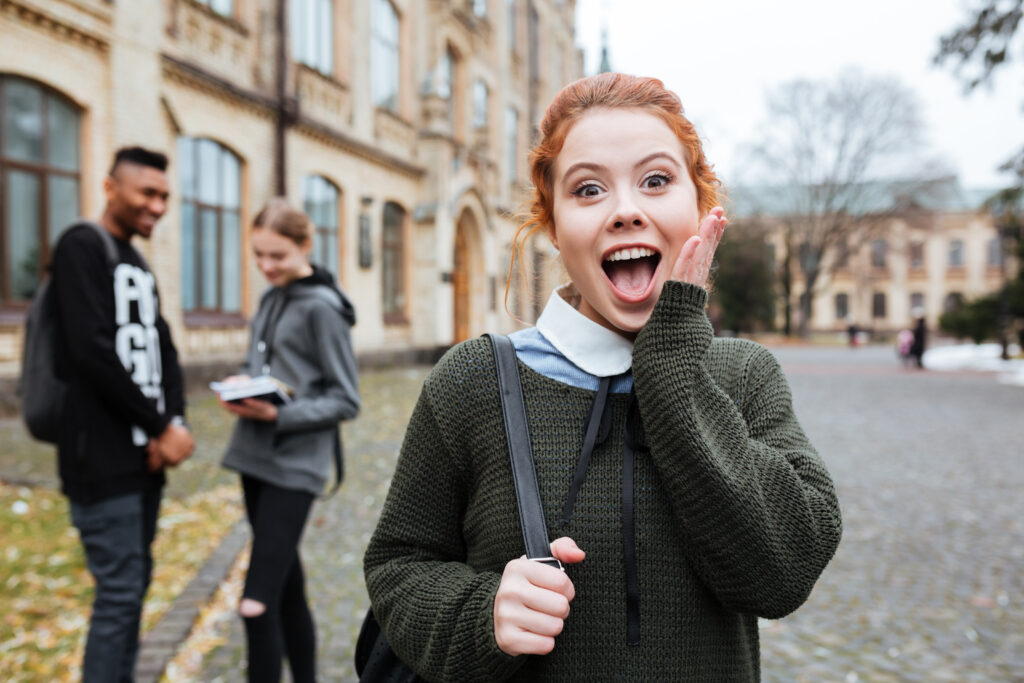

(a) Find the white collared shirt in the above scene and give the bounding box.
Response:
[508,285,634,393]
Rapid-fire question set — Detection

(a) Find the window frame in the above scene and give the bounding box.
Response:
[870,239,887,269]
[0,76,81,309]
[834,293,849,321]
[380,200,407,325]
[948,239,965,269]
[291,0,335,75]
[303,174,341,277]
[872,292,887,319]
[371,0,401,112]
[178,137,243,321]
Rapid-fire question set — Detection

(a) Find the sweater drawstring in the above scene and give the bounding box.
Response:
[561,376,611,524]
[560,380,643,646]
[623,392,644,646]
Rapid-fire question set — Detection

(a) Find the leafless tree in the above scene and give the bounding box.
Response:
[738,70,947,337]
[935,0,1024,188]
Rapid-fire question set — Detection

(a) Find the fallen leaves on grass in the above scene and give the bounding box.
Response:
[0,482,243,682]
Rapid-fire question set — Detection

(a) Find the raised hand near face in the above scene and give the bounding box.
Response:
[671,206,727,288]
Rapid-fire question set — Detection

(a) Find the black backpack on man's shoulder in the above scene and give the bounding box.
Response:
[17,222,120,444]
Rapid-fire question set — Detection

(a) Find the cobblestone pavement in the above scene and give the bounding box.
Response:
[197,346,1024,682]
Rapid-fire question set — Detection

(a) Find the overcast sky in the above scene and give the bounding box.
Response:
[574,0,1024,190]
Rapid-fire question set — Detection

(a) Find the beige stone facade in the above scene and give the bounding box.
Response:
[0,0,581,384]
[755,200,1010,337]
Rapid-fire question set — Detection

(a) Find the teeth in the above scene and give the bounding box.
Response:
[605,247,655,262]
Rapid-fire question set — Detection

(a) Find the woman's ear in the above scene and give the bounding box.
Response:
[547,224,559,250]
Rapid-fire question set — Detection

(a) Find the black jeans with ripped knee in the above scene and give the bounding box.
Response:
[241,474,317,683]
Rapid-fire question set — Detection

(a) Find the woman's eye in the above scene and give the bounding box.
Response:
[571,183,602,198]
[642,173,672,189]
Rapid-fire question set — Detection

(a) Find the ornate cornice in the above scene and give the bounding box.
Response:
[161,53,277,121]
[1,0,110,53]
[293,116,425,179]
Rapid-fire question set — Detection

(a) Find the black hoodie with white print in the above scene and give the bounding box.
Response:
[52,223,185,504]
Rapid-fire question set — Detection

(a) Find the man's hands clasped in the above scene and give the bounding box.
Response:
[146,422,195,472]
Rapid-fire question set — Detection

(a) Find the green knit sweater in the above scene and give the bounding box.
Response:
[364,281,841,682]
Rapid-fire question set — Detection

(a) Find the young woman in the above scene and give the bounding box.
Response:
[364,73,841,681]
[218,199,360,683]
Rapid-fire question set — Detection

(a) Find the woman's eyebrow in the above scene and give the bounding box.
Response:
[634,151,682,169]
[562,161,606,178]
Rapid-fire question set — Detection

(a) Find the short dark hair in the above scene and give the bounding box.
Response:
[109,146,168,175]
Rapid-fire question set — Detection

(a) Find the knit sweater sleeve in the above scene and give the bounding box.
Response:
[363,380,524,683]
[632,280,842,619]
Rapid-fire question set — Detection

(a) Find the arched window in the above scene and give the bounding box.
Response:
[303,175,340,276]
[371,0,400,111]
[177,137,241,314]
[381,201,406,323]
[292,0,334,74]
[1,76,80,304]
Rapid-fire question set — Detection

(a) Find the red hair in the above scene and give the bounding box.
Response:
[506,73,723,310]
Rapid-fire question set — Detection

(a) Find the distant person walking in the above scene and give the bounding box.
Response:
[51,146,195,681]
[911,313,927,368]
[217,199,360,683]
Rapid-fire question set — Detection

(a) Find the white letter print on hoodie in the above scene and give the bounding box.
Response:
[113,264,165,446]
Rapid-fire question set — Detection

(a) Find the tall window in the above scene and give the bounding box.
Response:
[987,237,1002,267]
[944,292,963,313]
[178,137,241,314]
[507,0,518,52]
[910,292,924,313]
[438,46,457,132]
[870,239,887,268]
[872,292,886,319]
[1,76,80,305]
[948,239,964,268]
[505,107,518,181]
[833,241,849,269]
[834,293,849,321]
[303,175,340,276]
[196,0,234,16]
[473,80,489,129]
[381,201,406,323]
[472,0,487,16]
[372,0,400,111]
[909,241,924,270]
[292,0,334,74]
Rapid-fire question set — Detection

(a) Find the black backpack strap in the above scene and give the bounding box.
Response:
[76,221,121,272]
[486,333,559,568]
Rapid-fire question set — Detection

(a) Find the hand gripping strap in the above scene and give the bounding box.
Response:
[486,333,553,561]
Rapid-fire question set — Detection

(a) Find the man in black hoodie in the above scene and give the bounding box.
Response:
[51,146,195,681]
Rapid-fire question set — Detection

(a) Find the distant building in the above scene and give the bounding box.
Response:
[0,0,582,397]
[730,179,1010,337]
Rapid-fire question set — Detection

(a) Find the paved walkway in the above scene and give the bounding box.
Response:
[190,346,1023,681]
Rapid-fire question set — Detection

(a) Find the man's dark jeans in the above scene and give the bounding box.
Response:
[70,487,161,682]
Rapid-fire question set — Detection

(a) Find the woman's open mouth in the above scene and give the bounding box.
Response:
[601,245,661,300]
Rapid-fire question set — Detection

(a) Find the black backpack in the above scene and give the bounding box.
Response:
[17,222,121,444]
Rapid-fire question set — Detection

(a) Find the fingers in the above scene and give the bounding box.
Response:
[494,547,582,656]
[674,208,728,287]
[550,536,585,565]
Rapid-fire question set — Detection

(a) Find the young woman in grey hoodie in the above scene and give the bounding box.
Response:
[217,198,360,683]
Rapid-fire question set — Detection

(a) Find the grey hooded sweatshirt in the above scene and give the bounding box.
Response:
[222,266,360,495]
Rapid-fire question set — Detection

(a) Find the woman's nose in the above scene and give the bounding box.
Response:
[611,194,646,229]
